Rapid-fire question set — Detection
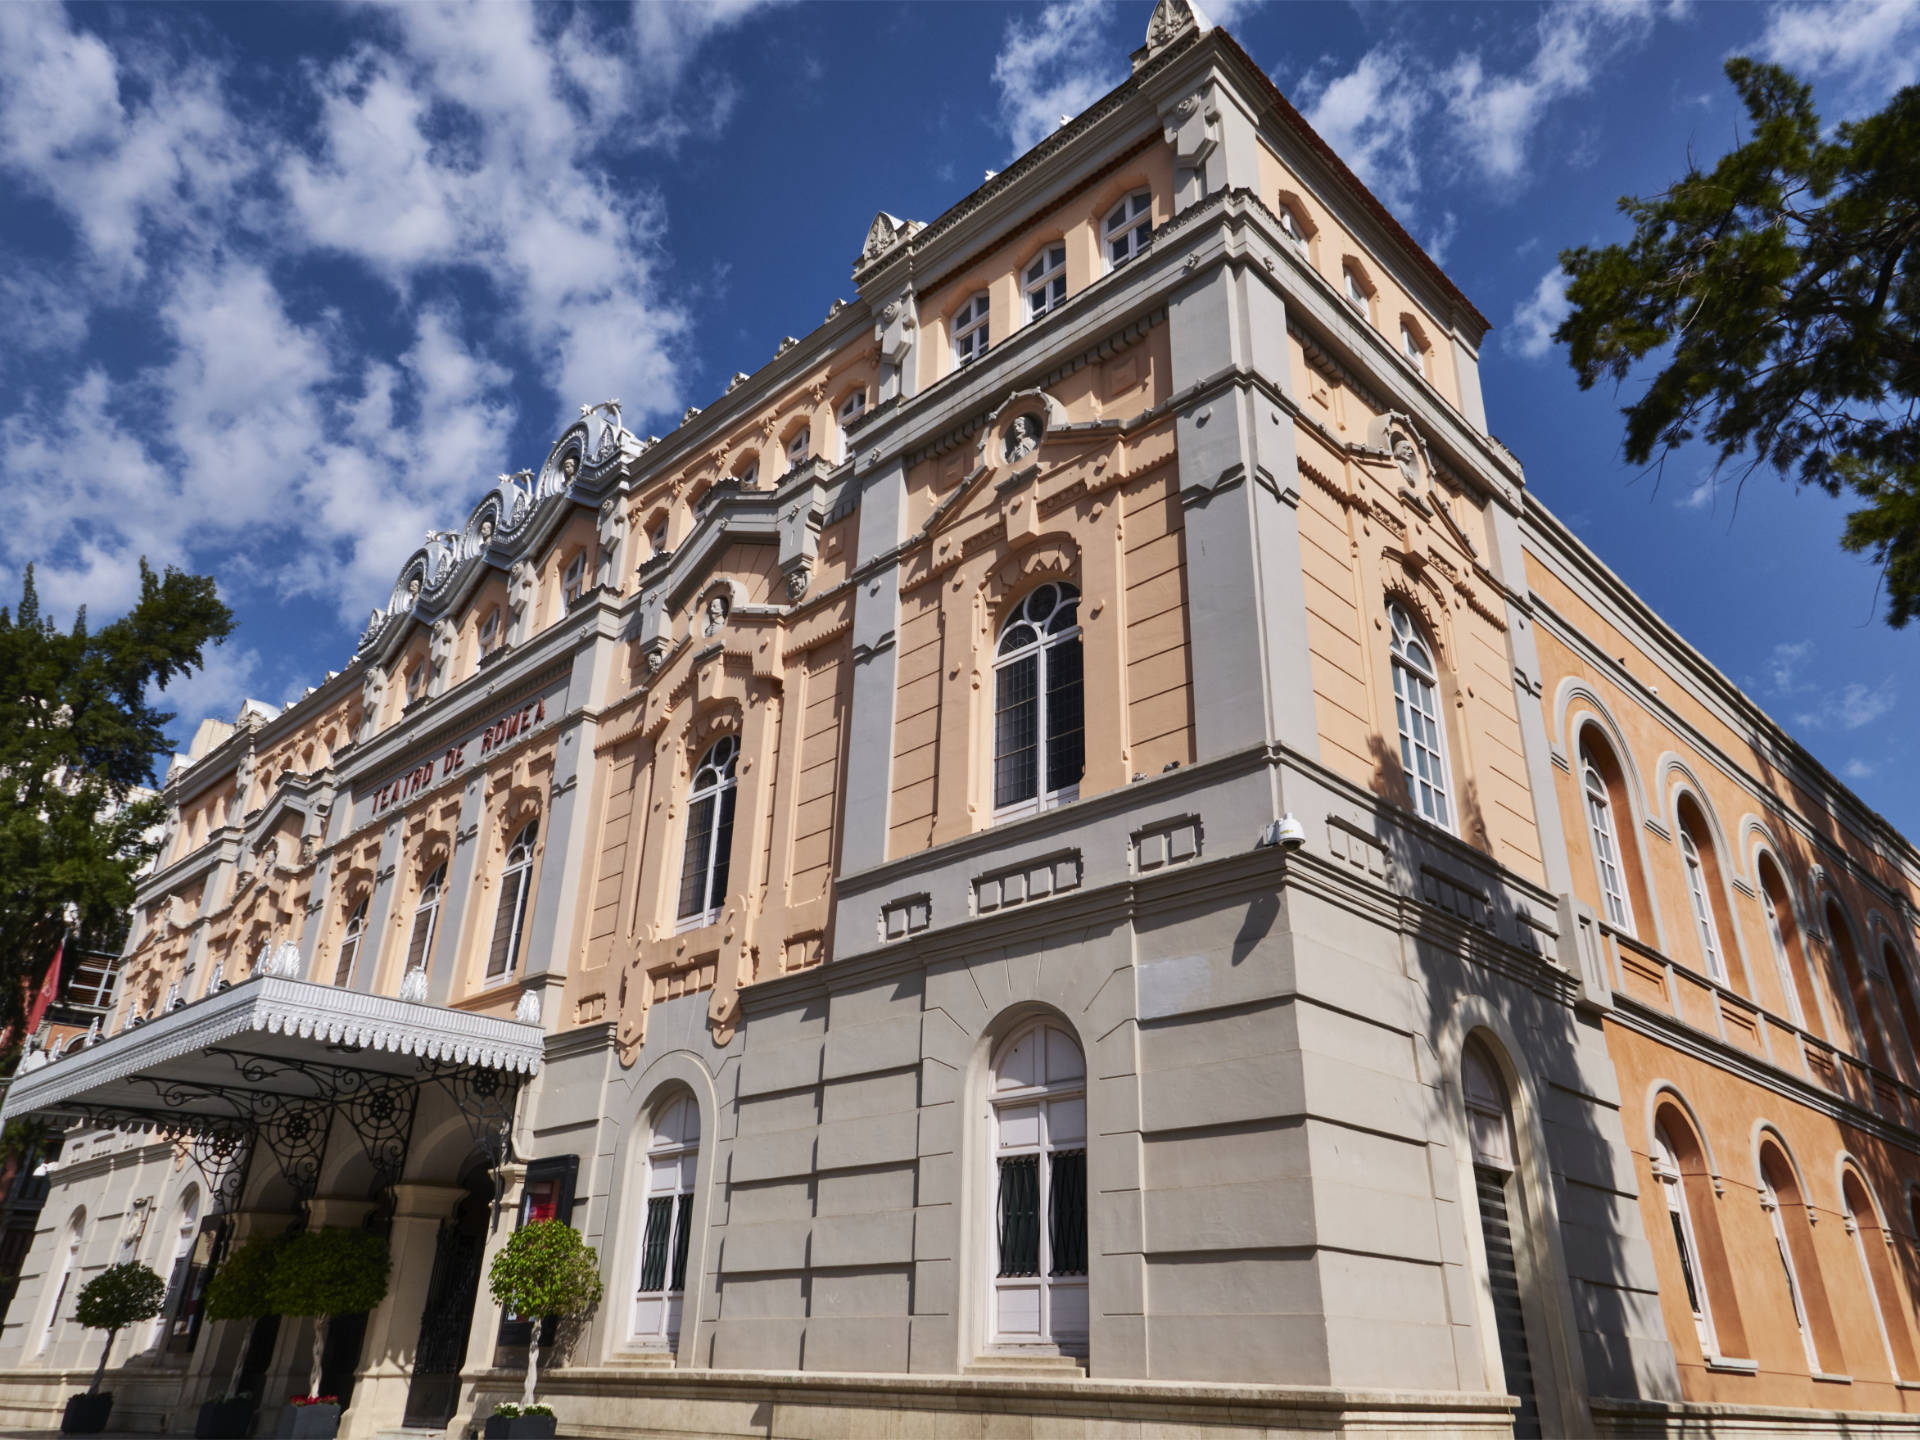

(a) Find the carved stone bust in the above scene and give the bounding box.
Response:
[561,453,578,484]
[1393,436,1421,489]
[1005,412,1043,464]
[703,593,729,636]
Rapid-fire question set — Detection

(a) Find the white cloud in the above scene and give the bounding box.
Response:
[1763,639,1815,694]
[1300,48,1427,216]
[1509,267,1572,359]
[1675,476,1716,511]
[1795,678,1897,732]
[1842,757,1876,782]
[1756,0,1920,102]
[1442,2,1659,187]
[992,0,1122,157]
[0,0,777,642]
[147,643,268,743]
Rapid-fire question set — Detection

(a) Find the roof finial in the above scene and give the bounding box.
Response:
[1145,0,1212,52]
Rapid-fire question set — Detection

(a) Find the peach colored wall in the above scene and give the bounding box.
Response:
[1256,140,1462,413]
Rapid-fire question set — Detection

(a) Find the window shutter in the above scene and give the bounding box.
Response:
[333,935,359,988]
[1044,637,1084,795]
[997,1154,1040,1278]
[406,903,436,974]
[1474,1165,1541,1438]
[486,872,522,979]
[670,1193,694,1292]
[1048,1148,1087,1277]
[639,1196,673,1293]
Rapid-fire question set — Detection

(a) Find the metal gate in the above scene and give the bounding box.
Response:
[402,1210,485,1427]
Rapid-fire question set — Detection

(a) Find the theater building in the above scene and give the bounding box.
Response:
[5,4,1920,1436]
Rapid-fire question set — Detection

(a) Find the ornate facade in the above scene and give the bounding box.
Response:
[5,4,1920,1436]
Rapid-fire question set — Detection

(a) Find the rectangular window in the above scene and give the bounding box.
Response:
[1025,245,1067,320]
[333,933,359,988]
[1043,636,1083,797]
[997,1154,1040,1278]
[486,869,530,980]
[953,293,990,365]
[670,1193,694,1292]
[405,902,438,975]
[786,429,810,468]
[994,652,1039,809]
[639,1196,673,1293]
[676,787,737,923]
[479,610,501,657]
[563,554,587,606]
[1047,1149,1087,1276]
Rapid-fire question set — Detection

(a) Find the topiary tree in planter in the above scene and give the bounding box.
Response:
[487,1220,602,1411]
[196,1237,281,1438]
[62,1262,166,1434]
[75,1261,167,1393]
[265,1229,389,1403]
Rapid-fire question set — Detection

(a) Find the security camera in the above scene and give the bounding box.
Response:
[1258,814,1307,851]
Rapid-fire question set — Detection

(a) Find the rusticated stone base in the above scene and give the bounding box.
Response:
[463,1367,1520,1440]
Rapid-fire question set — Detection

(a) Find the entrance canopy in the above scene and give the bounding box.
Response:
[0,975,543,1134]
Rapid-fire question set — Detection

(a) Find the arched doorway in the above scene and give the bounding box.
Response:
[403,1166,494,1428]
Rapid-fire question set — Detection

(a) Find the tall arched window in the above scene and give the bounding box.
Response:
[158,1187,206,1353]
[1758,859,1820,1034]
[1581,753,1632,931]
[1759,867,1807,1028]
[1461,1043,1542,1439]
[333,899,368,987]
[1678,819,1728,985]
[1842,1170,1916,1382]
[633,1093,700,1349]
[678,738,738,926]
[1760,1141,1839,1375]
[1826,900,1890,1073]
[1651,1126,1715,1356]
[403,864,446,987]
[1879,939,1920,1070]
[1388,601,1451,829]
[486,822,538,982]
[993,584,1083,817]
[39,1209,85,1355]
[989,1021,1087,1352]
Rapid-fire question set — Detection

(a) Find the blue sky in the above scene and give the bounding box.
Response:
[1,0,1915,834]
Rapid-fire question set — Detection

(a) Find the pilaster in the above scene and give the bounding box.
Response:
[337,1183,467,1440]
[839,457,908,873]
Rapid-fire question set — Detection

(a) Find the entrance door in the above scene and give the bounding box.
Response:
[403,1176,491,1428]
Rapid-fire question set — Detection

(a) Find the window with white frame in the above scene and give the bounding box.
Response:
[405,662,427,704]
[735,457,759,489]
[677,737,738,927]
[1761,881,1806,1027]
[486,822,538,982]
[1761,1161,1822,1373]
[836,390,866,462]
[1651,1126,1716,1356]
[1104,190,1152,268]
[1844,1183,1904,1381]
[403,863,445,988]
[993,583,1084,817]
[1388,601,1451,830]
[633,1092,699,1348]
[1024,244,1067,320]
[989,1022,1087,1350]
[155,1188,201,1351]
[1462,1045,1543,1438]
[1679,824,1728,984]
[333,899,368,987]
[38,1210,85,1354]
[648,516,669,556]
[1276,201,1309,253]
[479,608,502,659]
[1582,754,1632,932]
[1401,322,1427,375]
[953,292,990,365]
[563,552,588,607]
[786,427,811,469]
[1343,264,1370,314]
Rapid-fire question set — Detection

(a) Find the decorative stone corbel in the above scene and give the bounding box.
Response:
[875,289,919,404]
[777,487,825,605]
[637,587,673,678]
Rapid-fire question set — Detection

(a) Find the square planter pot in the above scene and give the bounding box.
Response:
[275,1401,341,1439]
[61,1393,113,1435]
[484,1415,557,1440]
[196,1397,257,1439]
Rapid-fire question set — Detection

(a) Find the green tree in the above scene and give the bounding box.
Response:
[0,562,232,1026]
[1556,60,1920,623]
[73,1261,167,1394]
[265,1229,389,1400]
[202,1236,282,1399]
[487,1220,603,1406]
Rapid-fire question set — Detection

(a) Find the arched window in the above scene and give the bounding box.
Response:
[1400,321,1427,376]
[39,1209,85,1354]
[1343,263,1371,316]
[1879,939,1920,1069]
[633,1093,700,1349]
[993,584,1083,817]
[786,427,811,469]
[1388,601,1451,829]
[562,552,588,607]
[1462,1043,1542,1438]
[1104,190,1152,268]
[1758,861,1813,1030]
[835,389,866,462]
[1275,199,1310,253]
[1826,900,1890,1073]
[953,292,990,365]
[1582,754,1632,931]
[403,864,446,988]
[678,738,738,926]
[1025,243,1067,320]
[1760,1140,1839,1375]
[989,1021,1087,1351]
[486,822,538,982]
[1651,1125,1715,1356]
[1677,817,1728,986]
[478,608,502,659]
[157,1187,206,1353]
[1842,1170,1916,1382]
[333,899,368,987]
